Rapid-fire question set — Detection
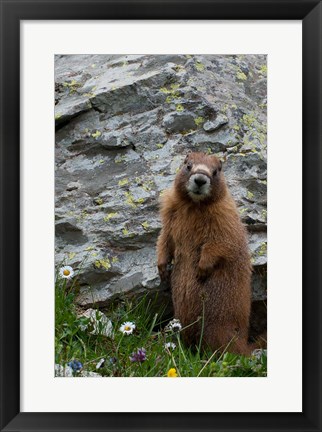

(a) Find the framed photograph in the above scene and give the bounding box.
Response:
[1,1,321,431]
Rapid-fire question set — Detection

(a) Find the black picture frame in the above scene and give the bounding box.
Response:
[1,1,321,431]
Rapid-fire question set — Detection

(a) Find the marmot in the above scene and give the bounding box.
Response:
[157,152,255,355]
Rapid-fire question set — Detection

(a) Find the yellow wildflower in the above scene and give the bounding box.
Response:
[167,368,178,377]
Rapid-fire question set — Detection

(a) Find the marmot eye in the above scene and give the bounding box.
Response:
[213,169,217,176]
[187,163,192,171]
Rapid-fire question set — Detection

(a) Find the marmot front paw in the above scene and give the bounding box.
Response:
[158,263,170,282]
[197,264,213,281]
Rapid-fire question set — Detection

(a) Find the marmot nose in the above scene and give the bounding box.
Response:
[194,176,207,187]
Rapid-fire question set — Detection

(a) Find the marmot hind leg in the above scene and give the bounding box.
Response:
[203,326,253,356]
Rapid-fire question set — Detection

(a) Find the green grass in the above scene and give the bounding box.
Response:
[55,268,267,378]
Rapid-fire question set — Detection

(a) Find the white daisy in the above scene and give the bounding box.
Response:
[164,342,176,351]
[119,321,136,335]
[166,318,182,332]
[59,265,74,279]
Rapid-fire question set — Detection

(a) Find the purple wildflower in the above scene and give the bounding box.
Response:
[129,347,147,363]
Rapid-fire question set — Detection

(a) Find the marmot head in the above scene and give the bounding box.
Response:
[175,152,226,204]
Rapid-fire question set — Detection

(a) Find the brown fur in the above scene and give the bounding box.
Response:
[157,152,258,355]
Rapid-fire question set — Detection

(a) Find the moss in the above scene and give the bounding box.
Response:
[186,77,194,86]
[243,113,266,137]
[258,242,267,256]
[103,212,118,222]
[246,191,254,200]
[125,192,137,208]
[156,143,164,149]
[95,197,104,206]
[232,124,240,131]
[118,178,129,187]
[68,252,76,260]
[174,64,185,73]
[176,104,184,112]
[115,155,126,164]
[112,256,119,264]
[242,135,251,147]
[141,183,152,192]
[55,113,62,120]
[64,79,77,87]
[259,64,267,76]
[94,258,111,271]
[76,209,88,222]
[63,79,82,94]
[257,132,266,145]
[236,71,247,81]
[194,116,205,127]
[160,87,171,94]
[91,130,101,139]
[160,83,181,104]
[141,221,149,230]
[242,114,256,128]
[241,115,267,152]
[195,61,205,72]
[242,135,262,154]
[229,146,238,153]
[85,246,94,251]
[222,104,229,114]
[160,84,181,104]
[122,228,129,236]
[135,197,145,204]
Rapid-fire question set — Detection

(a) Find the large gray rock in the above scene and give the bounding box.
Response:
[55,54,267,312]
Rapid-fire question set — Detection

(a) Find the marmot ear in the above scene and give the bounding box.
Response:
[218,159,223,171]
